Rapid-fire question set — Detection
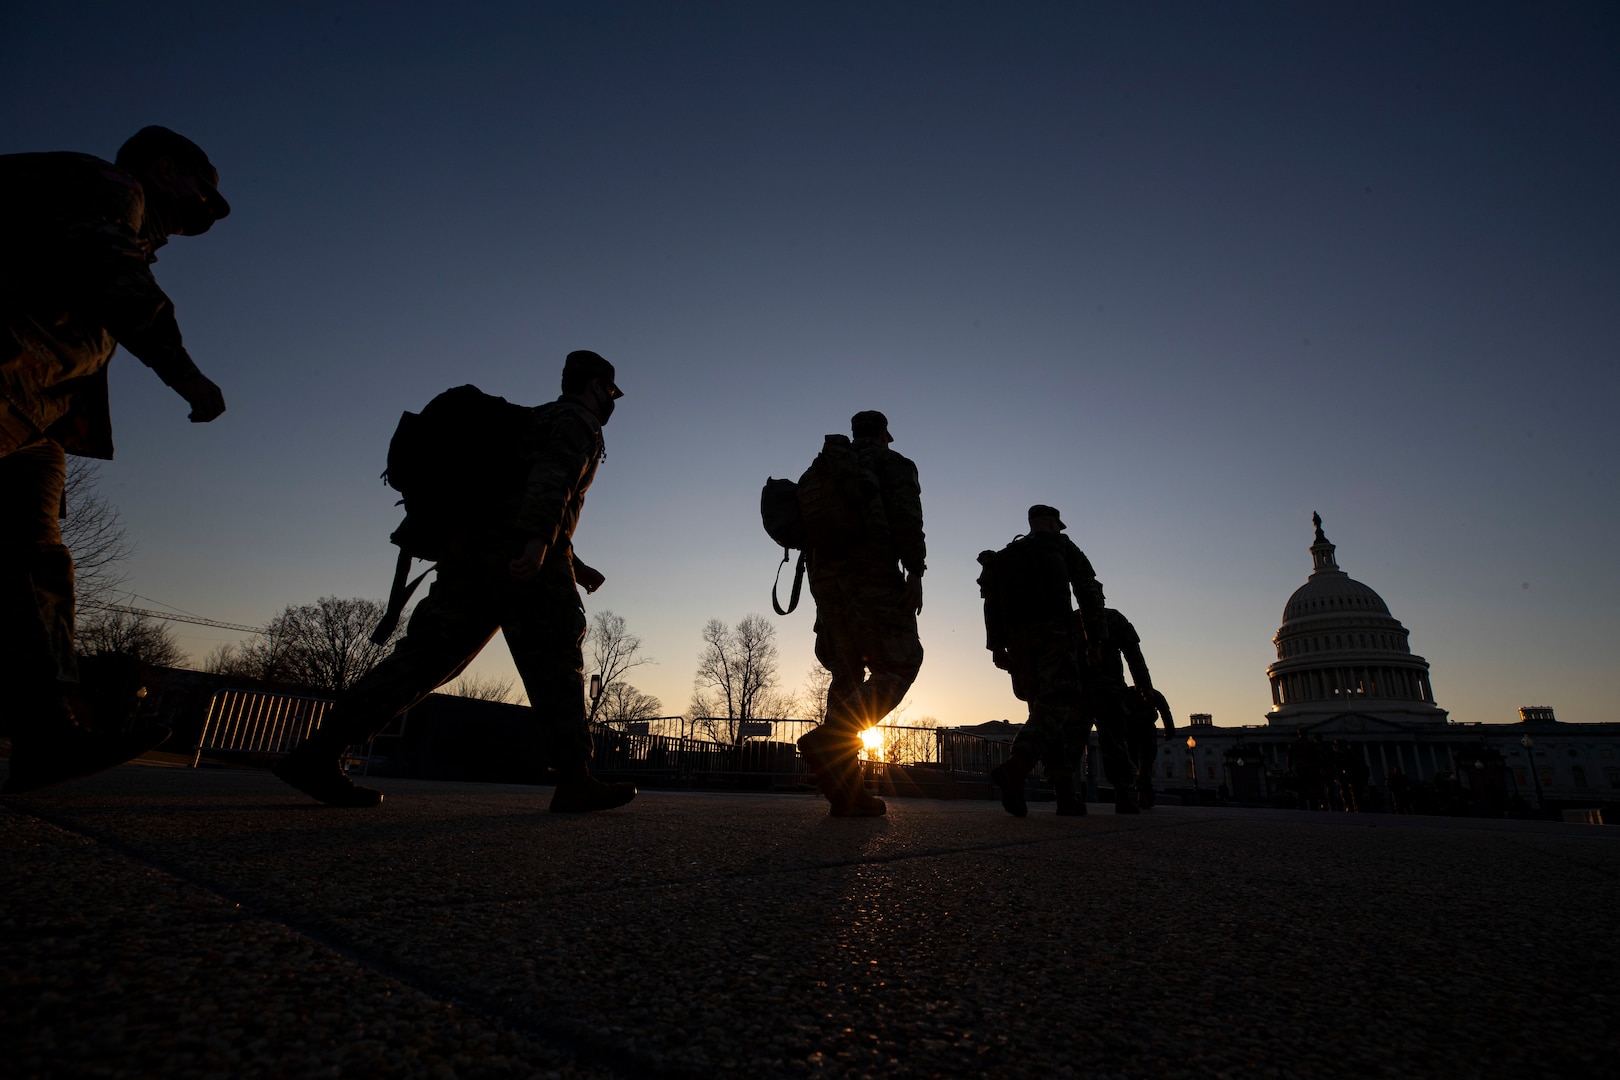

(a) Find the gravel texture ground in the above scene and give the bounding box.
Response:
[2,764,1615,1079]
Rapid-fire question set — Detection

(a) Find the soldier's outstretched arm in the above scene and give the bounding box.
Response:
[71,212,225,422]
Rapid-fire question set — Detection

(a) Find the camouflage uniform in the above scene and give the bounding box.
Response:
[807,434,925,735]
[0,146,223,700]
[1079,607,1155,804]
[982,529,1106,776]
[309,397,605,771]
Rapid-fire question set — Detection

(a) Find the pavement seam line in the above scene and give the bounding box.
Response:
[3,801,692,1080]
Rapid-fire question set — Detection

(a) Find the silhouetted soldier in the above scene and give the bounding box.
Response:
[1,127,231,794]
[795,410,924,817]
[1287,729,1326,810]
[1075,606,1152,814]
[273,351,636,812]
[980,505,1110,817]
[1130,685,1175,809]
[1385,765,1410,814]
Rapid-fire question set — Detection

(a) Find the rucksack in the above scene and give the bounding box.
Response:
[759,434,884,616]
[371,384,536,643]
[976,532,1074,636]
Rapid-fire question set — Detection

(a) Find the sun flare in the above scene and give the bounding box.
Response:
[859,727,885,761]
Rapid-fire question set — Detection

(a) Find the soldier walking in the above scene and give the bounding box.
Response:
[273,351,636,813]
[795,410,925,817]
[1082,607,1168,811]
[979,505,1111,816]
[1,127,231,794]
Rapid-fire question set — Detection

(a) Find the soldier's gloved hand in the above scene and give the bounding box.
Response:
[509,537,548,581]
[903,572,923,615]
[175,373,226,422]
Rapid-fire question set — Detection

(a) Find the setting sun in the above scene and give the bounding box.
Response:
[859,727,885,761]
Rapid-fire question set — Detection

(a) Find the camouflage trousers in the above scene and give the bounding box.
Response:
[1083,681,1140,794]
[1005,626,1084,775]
[317,555,592,773]
[809,567,922,735]
[0,438,77,705]
[1127,694,1160,787]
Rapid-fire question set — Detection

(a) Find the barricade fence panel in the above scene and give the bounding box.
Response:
[193,689,343,767]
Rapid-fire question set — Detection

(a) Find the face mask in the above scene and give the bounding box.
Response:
[593,384,616,423]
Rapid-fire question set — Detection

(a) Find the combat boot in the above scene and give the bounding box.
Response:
[273,745,384,808]
[1136,778,1157,810]
[798,726,856,801]
[1113,784,1141,815]
[1048,773,1086,817]
[3,706,171,795]
[550,771,637,813]
[989,753,1034,817]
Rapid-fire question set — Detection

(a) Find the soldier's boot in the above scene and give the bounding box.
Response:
[1136,777,1157,809]
[800,727,884,816]
[989,752,1035,818]
[273,728,384,808]
[2,687,170,796]
[1113,783,1141,815]
[550,769,637,813]
[1050,771,1086,817]
[829,755,887,818]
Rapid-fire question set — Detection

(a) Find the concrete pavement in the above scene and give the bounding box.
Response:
[2,763,1615,1078]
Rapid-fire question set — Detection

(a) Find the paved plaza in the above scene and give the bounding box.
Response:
[2,763,1615,1078]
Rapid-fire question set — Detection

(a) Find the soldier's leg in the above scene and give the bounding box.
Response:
[993,639,1059,818]
[274,564,499,806]
[798,617,882,815]
[858,598,923,727]
[503,585,635,813]
[1093,689,1140,813]
[0,439,77,704]
[0,440,169,794]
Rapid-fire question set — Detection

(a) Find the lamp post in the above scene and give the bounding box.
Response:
[1521,733,1545,812]
[1187,735,1200,804]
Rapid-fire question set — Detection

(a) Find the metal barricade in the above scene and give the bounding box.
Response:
[193,688,355,768]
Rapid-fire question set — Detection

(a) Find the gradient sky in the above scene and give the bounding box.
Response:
[6,2,1617,731]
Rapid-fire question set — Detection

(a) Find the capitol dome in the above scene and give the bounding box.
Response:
[1265,514,1447,726]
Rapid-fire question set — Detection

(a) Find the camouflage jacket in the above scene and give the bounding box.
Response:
[510,397,604,587]
[0,151,204,458]
[854,437,926,575]
[1089,608,1152,691]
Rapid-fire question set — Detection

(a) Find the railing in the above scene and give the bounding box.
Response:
[193,688,370,769]
[592,719,1022,793]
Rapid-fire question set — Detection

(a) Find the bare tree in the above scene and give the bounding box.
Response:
[584,610,655,721]
[598,681,663,723]
[61,457,135,608]
[76,609,184,668]
[203,633,296,684]
[445,672,517,702]
[690,614,791,744]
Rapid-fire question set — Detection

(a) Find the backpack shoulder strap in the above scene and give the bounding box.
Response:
[371,549,435,645]
[771,548,808,616]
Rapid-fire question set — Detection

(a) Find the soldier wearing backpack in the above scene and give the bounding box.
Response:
[794,410,925,817]
[978,505,1111,817]
[273,350,636,813]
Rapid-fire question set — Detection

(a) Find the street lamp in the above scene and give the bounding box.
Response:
[1521,733,1545,811]
[1187,735,1200,804]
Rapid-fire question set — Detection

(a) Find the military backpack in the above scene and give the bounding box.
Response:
[976,532,1075,637]
[371,384,536,642]
[759,433,883,615]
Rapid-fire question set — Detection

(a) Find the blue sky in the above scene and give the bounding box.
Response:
[6,2,1617,729]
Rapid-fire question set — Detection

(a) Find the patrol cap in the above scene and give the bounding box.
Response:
[851,410,892,442]
[1028,504,1067,529]
[563,350,623,398]
[115,126,230,220]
